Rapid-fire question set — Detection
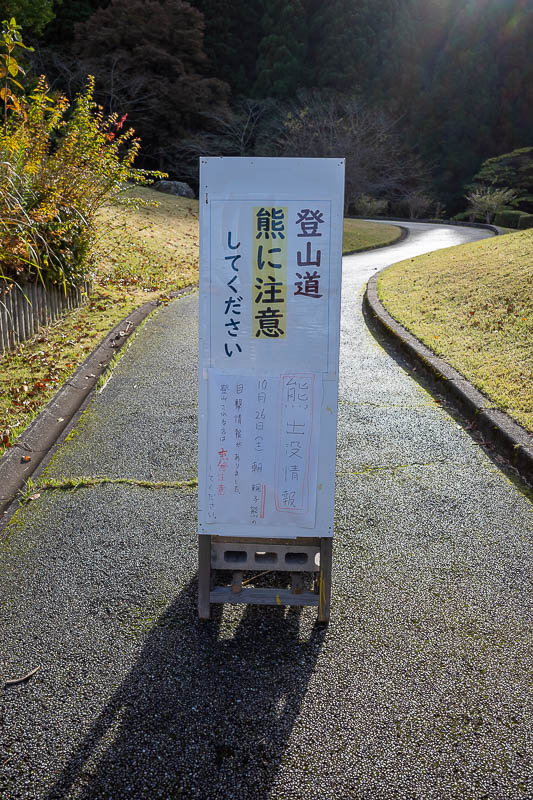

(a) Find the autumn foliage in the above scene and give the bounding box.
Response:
[0,19,159,291]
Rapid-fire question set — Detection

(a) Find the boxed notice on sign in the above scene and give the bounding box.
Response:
[206,371,321,528]
[198,158,345,539]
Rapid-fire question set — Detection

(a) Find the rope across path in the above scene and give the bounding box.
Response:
[1,223,531,800]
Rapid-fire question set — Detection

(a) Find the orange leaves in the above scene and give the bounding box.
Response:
[0,64,159,289]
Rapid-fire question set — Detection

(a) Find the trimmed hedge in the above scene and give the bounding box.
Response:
[452,211,483,223]
[494,209,523,228]
[518,214,533,229]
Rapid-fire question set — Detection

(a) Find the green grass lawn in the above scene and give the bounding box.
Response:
[1,188,400,453]
[377,229,533,431]
[343,218,402,253]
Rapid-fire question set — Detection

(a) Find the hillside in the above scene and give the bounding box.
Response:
[377,230,533,431]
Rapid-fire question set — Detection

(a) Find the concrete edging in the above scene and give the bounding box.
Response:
[0,287,194,522]
[349,216,503,236]
[364,272,533,487]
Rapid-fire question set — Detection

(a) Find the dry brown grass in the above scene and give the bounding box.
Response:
[0,187,199,453]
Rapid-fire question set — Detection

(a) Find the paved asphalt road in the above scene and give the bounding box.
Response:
[1,223,531,800]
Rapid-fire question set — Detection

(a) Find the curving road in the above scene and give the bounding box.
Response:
[1,223,532,800]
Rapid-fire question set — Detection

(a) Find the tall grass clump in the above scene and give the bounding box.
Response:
[0,18,159,296]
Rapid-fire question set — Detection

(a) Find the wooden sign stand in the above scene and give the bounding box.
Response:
[198,534,332,623]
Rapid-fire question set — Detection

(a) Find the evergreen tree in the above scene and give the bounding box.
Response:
[0,0,57,34]
[188,0,265,96]
[468,148,533,212]
[6,0,531,208]
[380,0,533,210]
[253,0,308,98]
[73,0,229,169]
[305,0,361,91]
[40,1,108,48]
[307,0,402,93]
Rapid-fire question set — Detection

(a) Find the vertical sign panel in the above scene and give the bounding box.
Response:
[199,158,345,538]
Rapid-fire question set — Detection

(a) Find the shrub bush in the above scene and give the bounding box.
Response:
[350,194,389,217]
[464,185,517,223]
[0,76,161,290]
[0,20,162,291]
[518,214,533,229]
[452,211,484,223]
[494,209,524,228]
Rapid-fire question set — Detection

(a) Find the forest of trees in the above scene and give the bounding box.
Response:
[2,0,532,215]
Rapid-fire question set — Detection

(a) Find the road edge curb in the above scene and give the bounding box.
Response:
[364,272,533,488]
[348,216,503,236]
[0,286,195,523]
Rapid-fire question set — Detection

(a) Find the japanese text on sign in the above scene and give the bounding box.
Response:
[209,200,332,373]
[223,230,243,358]
[276,374,315,512]
[253,207,287,339]
[206,371,320,528]
[294,208,325,300]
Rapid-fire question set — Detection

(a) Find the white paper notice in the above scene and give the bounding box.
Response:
[208,201,332,375]
[198,157,345,538]
[206,370,321,528]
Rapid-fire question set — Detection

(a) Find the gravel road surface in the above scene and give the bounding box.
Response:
[1,223,531,800]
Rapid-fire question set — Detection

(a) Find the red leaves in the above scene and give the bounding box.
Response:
[105,113,127,142]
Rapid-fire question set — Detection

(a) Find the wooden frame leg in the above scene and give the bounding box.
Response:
[290,572,304,595]
[231,570,243,594]
[317,537,332,623]
[198,534,212,619]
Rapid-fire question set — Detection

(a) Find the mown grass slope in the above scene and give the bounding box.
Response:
[377,229,533,431]
[343,218,402,252]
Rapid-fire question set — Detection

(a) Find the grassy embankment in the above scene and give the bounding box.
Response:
[342,218,402,253]
[378,229,533,432]
[0,188,400,453]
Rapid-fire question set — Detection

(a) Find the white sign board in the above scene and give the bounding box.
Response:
[198,157,344,538]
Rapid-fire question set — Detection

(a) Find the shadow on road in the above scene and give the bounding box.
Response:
[362,297,532,496]
[45,576,325,799]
